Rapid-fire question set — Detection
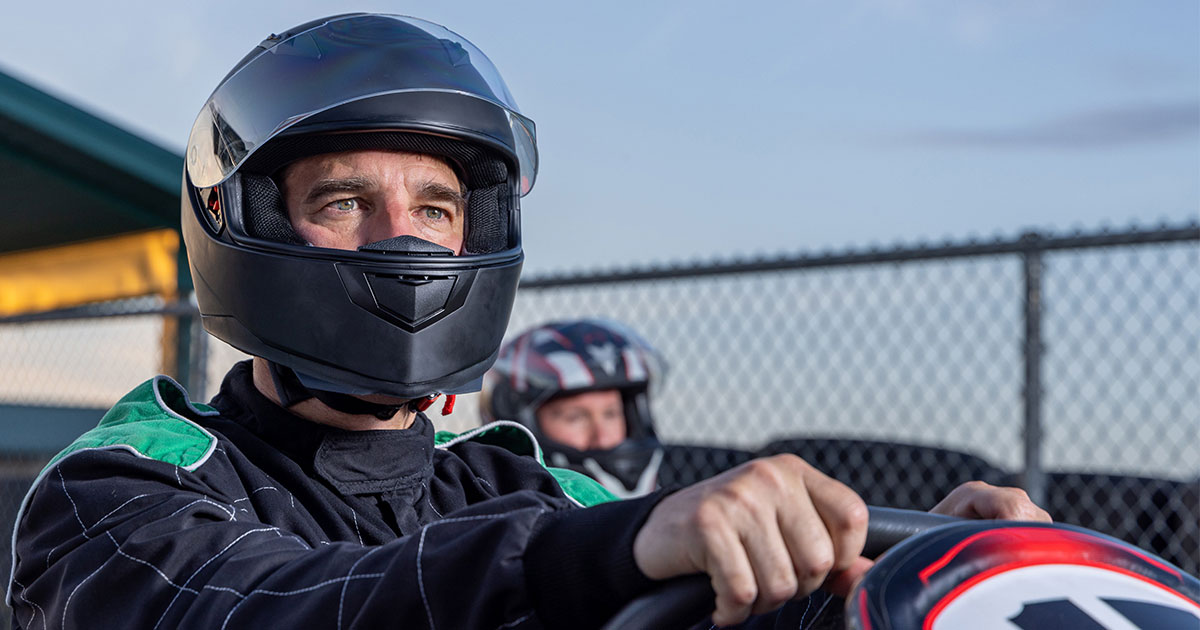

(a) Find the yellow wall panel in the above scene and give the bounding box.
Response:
[0,229,178,316]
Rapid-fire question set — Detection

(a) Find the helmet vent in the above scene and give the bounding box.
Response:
[365,273,456,328]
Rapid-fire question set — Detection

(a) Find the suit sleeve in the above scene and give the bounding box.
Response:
[9,448,659,630]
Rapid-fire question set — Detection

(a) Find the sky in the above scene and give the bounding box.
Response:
[0,2,1194,479]
[0,0,1196,275]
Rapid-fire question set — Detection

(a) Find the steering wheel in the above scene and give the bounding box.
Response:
[601,507,1200,630]
[601,507,957,630]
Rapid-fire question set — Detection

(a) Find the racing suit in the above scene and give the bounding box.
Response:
[7,361,661,629]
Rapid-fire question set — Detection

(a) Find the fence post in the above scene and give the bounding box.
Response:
[186,298,208,398]
[173,245,208,397]
[1020,231,1046,507]
[171,307,193,390]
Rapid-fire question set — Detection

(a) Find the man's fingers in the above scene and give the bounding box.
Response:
[807,471,869,573]
[765,455,868,599]
[776,488,837,596]
[699,519,758,627]
[932,481,1053,522]
[719,457,807,616]
[741,514,800,614]
[978,484,1052,521]
[633,454,878,626]
[778,455,868,578]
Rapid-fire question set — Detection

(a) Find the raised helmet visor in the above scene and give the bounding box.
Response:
[186,14,537,194]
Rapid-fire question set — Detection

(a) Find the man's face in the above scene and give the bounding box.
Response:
[535,389,627,451]
[280,149,465,252]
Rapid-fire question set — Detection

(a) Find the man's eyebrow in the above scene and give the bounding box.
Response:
[416,181,467,211]
[301,176,376,204]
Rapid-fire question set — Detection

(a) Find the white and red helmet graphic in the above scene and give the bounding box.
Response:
[482,319,664,424]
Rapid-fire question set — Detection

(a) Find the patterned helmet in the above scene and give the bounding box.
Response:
[481,319,666,497]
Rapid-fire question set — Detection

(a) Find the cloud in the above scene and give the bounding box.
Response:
[895,101,1200,149]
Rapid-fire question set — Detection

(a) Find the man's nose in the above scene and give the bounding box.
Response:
[368,197,416,242]
[590,419,623,450]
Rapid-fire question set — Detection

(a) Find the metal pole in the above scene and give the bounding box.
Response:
[186,295,209,399]
[1021,232,1047,507]
[168,243,189,390]
[172,307,193,389]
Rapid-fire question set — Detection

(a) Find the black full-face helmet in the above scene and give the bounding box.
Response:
[480,320,666,498]
[182,14,537,406]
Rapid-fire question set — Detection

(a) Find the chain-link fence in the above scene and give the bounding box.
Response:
[2,223,1197,626]
[500,225,1199,576]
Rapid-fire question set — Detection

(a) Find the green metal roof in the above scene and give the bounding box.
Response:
[0,70,184,273]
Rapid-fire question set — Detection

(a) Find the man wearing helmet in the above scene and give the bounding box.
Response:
[7,13,1048,630]
[482,319,669,498]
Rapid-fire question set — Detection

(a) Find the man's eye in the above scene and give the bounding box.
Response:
[329,199,359,212]
[423,207,447,220]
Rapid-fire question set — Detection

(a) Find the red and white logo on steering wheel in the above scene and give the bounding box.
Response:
[925,528,1200,629]
[930,563,1200,629]
[851,523,1200,630]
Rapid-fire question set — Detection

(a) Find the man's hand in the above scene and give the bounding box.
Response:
[632,454,869,627]
[930,480,1052,522]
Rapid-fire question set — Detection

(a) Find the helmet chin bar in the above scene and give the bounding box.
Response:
[545,438,665,499]
[580,449,663,499]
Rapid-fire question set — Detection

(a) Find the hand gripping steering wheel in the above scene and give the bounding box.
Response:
[602,507,1200,630]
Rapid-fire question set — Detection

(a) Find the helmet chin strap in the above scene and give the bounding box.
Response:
[580,449,664,499]
[266,361,410,420]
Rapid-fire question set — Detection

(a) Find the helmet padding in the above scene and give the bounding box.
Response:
[239,131,511,254]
